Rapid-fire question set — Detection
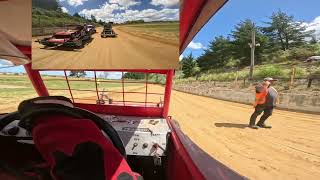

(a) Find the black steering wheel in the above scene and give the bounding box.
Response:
[0,109,126,158]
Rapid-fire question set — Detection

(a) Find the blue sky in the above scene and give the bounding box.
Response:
[183,0,320,58]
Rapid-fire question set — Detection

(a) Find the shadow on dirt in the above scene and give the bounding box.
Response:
[41,46,82,52]
[214,123,248,129]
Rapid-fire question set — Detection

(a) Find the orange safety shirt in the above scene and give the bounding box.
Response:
[254,88,269,107]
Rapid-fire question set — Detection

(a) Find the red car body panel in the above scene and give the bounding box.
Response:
[47,38,69,44]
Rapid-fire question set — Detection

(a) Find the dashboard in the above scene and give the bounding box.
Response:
[0,115,171,157]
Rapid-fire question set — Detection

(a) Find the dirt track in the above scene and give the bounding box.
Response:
[2,81,319,179]
[32,27,178,69]
[83,85,320,179]
[168,88,320,180]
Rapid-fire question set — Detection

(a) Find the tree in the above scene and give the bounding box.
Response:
[263,11,314,51]
[197,36,232,71]
[98,19,104,26]
[73,12,81,18]
[69,71,86,78]
[310,36,318,44]
[91,15,97,23]
[123,72,145,79]
[32,0,61,11]
[231,19,268,66]
[125,20,145,24]
[181,53,198,78]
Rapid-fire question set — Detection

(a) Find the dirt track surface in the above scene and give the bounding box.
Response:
[32,27,178,69]
[78,85,320,179]
[167,88,320,180]
[2,82,319,179]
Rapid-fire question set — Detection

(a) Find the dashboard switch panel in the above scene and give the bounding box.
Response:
[101,115,171,156]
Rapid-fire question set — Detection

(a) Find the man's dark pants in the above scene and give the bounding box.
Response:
[249,105,274,126]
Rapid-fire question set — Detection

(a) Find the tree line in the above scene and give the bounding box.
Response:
[33,0,106,26]
[181,11,318,78]
[33,0,61,11]
[73,13,106,26]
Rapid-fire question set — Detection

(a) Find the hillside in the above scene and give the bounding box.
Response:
[32,7,100,28]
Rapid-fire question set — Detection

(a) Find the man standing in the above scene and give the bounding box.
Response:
[249,77,279,129]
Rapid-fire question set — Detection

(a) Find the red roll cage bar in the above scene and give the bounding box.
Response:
[180,0,227,52]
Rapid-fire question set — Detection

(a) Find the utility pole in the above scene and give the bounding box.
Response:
[248,25,260,80]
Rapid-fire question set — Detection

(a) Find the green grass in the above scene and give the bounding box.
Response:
[0,76,34,87]
[254,65,285,78]
[118,22,179,45]
[176,61,319,83]
[122,22,179,32]
[32,7,100,28]
[0,74,144,113]
[0,75,36,112]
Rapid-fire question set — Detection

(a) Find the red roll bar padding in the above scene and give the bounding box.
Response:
[15,45,31,59]
[180,0,228,53]
[162,70,174,117]
[180,0,206,51]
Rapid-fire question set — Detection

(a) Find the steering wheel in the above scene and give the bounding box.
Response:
[0,109,126,158]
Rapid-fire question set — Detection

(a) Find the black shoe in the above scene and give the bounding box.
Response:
[248,125,259,129]
[257,124,272,128]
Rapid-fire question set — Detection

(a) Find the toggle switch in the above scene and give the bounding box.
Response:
[132,143,138,150]
[142,143,148,149]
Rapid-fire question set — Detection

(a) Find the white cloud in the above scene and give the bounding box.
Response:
[151,0,179,7]
[0,59,14,68]
[304,16,320,39]
[79,2,178,23]
[108,72,122,79]
[109,0,141,8]
[187,41,204,50]
[179,55,184,61]
[59,0,88,7]
[61,7,69,13]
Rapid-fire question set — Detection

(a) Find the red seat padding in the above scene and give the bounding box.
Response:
[32,115,140,180]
